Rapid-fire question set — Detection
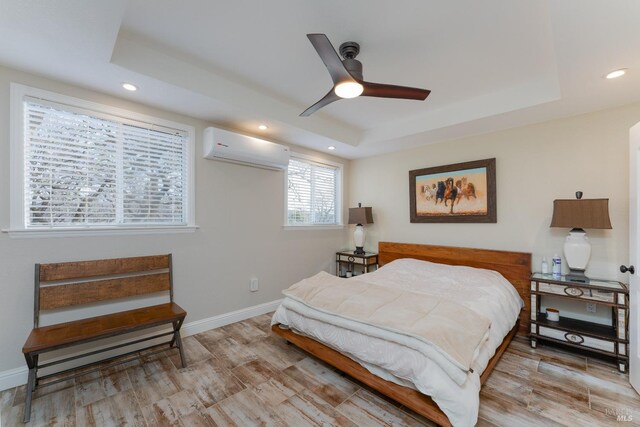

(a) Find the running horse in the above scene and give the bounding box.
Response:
[455,177,477,204]
[461,177,476,199]
[435,181,446,204]
[443,178,458,213]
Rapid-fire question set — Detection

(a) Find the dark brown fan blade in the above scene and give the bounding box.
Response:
[361,81,430,100]
[307,34,356,85]
[300,89,341,116]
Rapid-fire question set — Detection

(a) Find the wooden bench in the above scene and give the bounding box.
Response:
[21,254,187,423]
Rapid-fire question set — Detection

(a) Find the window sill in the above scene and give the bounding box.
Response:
[2,225,199,239]
[283,225,345,231]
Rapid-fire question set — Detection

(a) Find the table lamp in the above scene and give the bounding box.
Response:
[348,203,373,255]
[550,192,612,283]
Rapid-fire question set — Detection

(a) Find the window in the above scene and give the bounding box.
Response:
[286,153,342,226]
[9,84,195,236]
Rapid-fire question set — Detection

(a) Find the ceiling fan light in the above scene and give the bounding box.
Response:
[334,81,363,99]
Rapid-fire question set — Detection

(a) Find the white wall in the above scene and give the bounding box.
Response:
[350,104,640,323]
[0,65,349,375]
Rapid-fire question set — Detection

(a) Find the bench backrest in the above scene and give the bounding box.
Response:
[34,254,173,327]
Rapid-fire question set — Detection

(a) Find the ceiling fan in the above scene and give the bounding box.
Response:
[300,33,431,117]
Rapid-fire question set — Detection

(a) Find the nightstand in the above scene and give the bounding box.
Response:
[530,273,629,372]
[335,251,378,277]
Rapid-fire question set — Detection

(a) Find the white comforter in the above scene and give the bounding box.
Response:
[272,258,523,427]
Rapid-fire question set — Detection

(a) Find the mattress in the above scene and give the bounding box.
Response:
[272,258,523,427]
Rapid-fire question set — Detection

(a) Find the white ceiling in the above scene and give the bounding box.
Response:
[1,0,639,158]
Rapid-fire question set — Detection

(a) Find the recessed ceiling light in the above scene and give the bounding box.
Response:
[605,69,627,79]
[328,146,336,150]
[258,124,268,130]
[122,82,138,91]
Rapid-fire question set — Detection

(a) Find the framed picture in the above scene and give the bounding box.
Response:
[409,158,496,223]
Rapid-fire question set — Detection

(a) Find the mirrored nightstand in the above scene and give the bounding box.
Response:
[530,273,629,372]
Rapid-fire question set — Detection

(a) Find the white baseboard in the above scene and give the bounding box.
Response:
[0,366,27,393]
[181,299,282,337]
[0,299,282,392]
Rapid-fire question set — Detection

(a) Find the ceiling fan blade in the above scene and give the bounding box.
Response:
[361,81,431,100]
[300,89,341,116]
[307,34,356,85]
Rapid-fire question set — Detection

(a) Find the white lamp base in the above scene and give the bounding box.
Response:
[563,228,591,283]
[354,224,365,255]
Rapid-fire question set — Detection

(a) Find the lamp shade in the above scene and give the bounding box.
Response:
[348,207,373,225]
[550,199,612,229]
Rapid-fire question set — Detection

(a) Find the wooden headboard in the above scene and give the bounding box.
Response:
[378,242,532,335]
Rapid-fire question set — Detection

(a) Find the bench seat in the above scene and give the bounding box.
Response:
[23,302,186,354]
[21,254,187,423]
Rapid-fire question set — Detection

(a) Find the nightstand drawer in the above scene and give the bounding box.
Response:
[538,283,614,303]
[538,326,615,353]
[336,254,377,265]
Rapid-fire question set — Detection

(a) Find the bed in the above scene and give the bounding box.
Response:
[271,242,531,427]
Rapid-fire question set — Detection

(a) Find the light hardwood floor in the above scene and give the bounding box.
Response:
[1,313,639,426]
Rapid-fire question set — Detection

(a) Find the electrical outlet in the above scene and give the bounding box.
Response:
[586,303,597,313]
[250,278,259,292]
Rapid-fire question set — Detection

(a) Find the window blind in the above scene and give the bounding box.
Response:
[287,157,338,225]
[23,99,188,227]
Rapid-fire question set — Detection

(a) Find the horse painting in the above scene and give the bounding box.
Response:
[410,158,496,223]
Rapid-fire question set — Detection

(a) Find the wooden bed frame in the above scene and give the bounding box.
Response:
[271,242,532,426]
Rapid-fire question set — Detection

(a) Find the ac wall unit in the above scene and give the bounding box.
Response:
[203,127,290,170]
